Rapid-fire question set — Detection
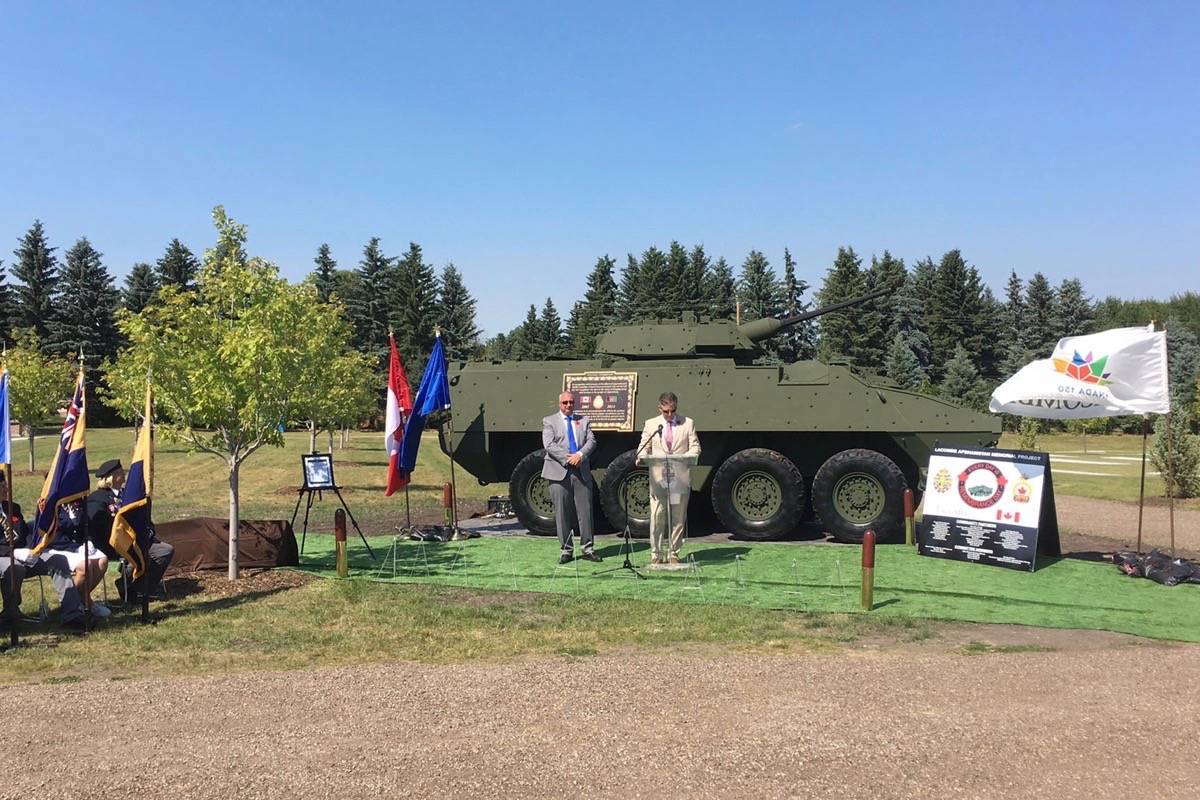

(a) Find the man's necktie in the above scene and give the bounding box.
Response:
[566,415,578,454]
[665,419,674,450]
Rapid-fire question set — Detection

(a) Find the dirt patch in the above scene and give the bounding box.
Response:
[163,568,314,601]
[1054,493,1200,558]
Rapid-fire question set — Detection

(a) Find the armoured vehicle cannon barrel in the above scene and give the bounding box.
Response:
[443,284,1000,543]
[734,287,890,343]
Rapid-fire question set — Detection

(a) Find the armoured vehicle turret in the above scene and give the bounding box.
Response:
[441,290,1001,543]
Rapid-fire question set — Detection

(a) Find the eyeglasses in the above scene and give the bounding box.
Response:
[559,400,575,405]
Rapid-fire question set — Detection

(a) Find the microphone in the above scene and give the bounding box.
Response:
[655,424,663,437]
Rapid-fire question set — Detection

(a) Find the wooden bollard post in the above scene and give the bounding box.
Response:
[861,529,876,611]
[442,482,454,527]
[334,508,348,578]
[904,488,915,546]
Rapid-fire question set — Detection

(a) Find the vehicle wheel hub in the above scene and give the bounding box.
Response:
[731,470,782,520]
[833,472,884,523]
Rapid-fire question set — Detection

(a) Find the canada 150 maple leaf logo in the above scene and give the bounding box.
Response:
[1052,350,1112,386]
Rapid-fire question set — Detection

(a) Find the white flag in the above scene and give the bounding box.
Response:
[989,325,1170,419]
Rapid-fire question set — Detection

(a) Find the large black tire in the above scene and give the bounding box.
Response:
[811,448,908,544]
[710,448,805,540]
[598,449,651,538]
[508,450,558,536]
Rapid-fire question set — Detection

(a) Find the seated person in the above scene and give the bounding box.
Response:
[6,499,88,628]
[1,500,27,628]
[88,459,174,603]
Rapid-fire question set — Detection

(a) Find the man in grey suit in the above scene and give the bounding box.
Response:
[542,391,601,565]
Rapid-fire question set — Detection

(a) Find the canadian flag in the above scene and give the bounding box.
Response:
[384,334,414,496]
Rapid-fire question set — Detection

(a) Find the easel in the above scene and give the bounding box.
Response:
[292,453,376,560]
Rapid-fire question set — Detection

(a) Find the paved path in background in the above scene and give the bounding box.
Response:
[12,643,1200,799]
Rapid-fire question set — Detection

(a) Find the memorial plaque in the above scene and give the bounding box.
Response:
[918,446,1060,572]
[562,371,638,431]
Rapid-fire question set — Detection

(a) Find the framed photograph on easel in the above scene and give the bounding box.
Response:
[301,453,335,491]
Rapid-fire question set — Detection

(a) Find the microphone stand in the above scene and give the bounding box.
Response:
[594,428,660,580]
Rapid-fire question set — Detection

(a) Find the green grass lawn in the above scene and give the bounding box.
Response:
[296,534,1200,643]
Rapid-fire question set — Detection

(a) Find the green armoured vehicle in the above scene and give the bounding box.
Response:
[441,291,1001,543]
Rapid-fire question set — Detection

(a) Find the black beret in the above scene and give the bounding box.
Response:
[96,459,124,478]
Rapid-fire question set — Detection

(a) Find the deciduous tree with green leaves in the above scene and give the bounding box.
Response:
[109,207,354,579]
[4,330,74,472]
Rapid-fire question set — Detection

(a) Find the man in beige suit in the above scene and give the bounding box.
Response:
[635,391,701,565]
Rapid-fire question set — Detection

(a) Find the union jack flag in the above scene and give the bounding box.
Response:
[31,369,91,554]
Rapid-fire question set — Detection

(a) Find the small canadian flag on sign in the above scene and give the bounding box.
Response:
[996,510,1020,523]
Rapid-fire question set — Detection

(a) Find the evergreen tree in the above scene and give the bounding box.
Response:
[1053,277,1093,339]
[564,301,586,358]
[1002,270,1025,345]
[777,247,815,362]
[683,245,710,315]
[737,250,784,362]
[437,263,481,361]
[11,220,57,342]
[889,270,932,374]
[816,247,867,363]
[513,304,542,360]
[347,237,394,366]
[974,284,1005,380]
[47,237,121,370]
[122,262,159,313]
[704,257,736,320]
[571,255,618,357]
[0,259,15,347]
[939,344,984,409]
[311,243,338,303]
[483,332,511,360]
[884,332,927,390]
[539,297,564,357]
[925,250,995,381]
[858,251,906,371]
[393,242,438,368]
[1151,322,1200,497]
[1023,272,1057,354]
[616,253,643,323]
[155,238,201,291]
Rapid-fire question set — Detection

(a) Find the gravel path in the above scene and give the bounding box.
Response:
[13,643,1200,799]
[1053,494,1200,555]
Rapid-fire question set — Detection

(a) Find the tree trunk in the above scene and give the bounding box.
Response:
[327,428,334,454]
[228,460,241,580]
[27,425,35,473]
[308,420,317,454]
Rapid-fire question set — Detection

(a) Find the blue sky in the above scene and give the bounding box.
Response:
[2,1,1197,335]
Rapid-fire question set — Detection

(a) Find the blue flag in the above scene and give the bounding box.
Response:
[112,385,153,579]
[397,335,451,478]
[0,368,10,468]
[32,369,90,555]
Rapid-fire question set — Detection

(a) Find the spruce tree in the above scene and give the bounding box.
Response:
[47,237,121,368]
[616,254,643,322]
[859,251,906,371]
[816,247,867,363]
[777,248,815,362]
[437,263,481,361]
[889,270,932,374]
[683,245,710,315]
[155,238,201,291]
[1053,277,1093,339]
[939,343,982,408]
[514,304,542,360]
[0,259,15,347]
[122,262,159,313]
[1023,272,1057,354]
[564,301,586,358]
[11,220,57,342]
[348,237,394,366]
[639,246,670,317]
[572,255,618,357]
[704,257,736,320]
[974,284,1005,380]
[1002,270,1024,344]
[393,242,438,367]
[884,332,926,390]
[737,250,784,362]
[539,297,564,357]
[311,243,338,303]
[484,332,511,360]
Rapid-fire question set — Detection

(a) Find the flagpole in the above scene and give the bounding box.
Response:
[143,380,153,623]
[1167,411,1177,557]
[2,357,17,647]
[1136,415,1148,554]
[78,355,93,631]
[436,328,461,534]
